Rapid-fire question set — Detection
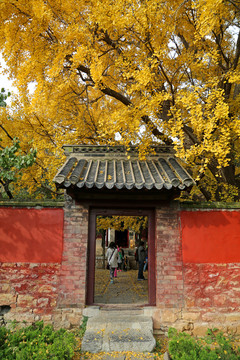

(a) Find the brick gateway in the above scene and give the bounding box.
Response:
[1,145,240,335]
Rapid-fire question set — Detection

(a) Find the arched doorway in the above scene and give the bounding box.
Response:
[86,207,156,306]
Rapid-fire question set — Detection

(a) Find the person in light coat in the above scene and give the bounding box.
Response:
[106,242,118,284]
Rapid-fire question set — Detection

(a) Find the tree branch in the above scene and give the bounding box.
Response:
[233,29,240,69]
[76,64,173,144]
[227,0,240,12]
[212,30,229,69]
[99,30,122,55]
[0,124,14,140]
[0,179,13,199]
[177,33,189,50]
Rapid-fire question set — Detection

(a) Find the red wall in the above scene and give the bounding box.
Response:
[181,210,240,263]
[1,207,240,265]
[0,208,64,263]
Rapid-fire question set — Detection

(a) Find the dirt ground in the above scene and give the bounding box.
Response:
[94,269,148,304]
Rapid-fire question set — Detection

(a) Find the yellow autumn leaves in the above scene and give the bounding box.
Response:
[96,216,148,234]
[0,0,239,199]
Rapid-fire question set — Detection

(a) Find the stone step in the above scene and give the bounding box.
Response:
[86,314,153,332]
[100,307,144,316]
[81,310,156,353]
[83,306,144,318]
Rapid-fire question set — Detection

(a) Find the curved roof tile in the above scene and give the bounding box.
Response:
[54,145,195,191]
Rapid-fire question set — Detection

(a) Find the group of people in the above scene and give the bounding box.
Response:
[106,241,147,284]
[106,242,126,283]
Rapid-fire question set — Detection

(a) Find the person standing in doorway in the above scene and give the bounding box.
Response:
[106,242,118,284]
[143,246,148,272]
[117,246,124,271]
[137,241,146,280]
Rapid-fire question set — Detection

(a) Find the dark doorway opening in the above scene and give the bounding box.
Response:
[86,208,156,306]
[115,229,128,248]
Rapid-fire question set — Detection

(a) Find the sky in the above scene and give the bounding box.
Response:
[0,54,15,94]
[1,54,37,103]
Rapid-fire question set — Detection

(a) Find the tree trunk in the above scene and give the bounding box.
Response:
[0,181,13,199]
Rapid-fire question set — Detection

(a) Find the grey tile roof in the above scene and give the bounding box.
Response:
[54,145,194,191]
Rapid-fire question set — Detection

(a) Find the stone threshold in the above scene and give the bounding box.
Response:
[82,306,156,353]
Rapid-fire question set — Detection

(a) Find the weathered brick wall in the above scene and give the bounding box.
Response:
[155,204,184,309]
[184,263,240,310]
[152,206,240,336]
[0,200,88,329]
[57,200,88,308]
[1,201,240,334]
[152,262,240,336]
[0,263,61,325]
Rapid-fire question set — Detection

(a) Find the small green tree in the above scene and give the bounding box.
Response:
[0,88,10,107]
[0,138,37,199]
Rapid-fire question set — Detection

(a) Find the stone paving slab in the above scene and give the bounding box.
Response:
[109,329,156,352]
[86,315,153,331]
[82,312,156,353]
[82,328,156,353]
[95,355,125,360]
[79,352,158,359]
[81,331,103,353]
[127,355,156,360]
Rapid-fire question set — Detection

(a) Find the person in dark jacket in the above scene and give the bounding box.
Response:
[137,241,146,280]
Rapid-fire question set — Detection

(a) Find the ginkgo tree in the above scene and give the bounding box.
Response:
[0,0,240,200]
[97,216,148,236]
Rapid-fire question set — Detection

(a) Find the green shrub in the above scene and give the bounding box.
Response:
[168,328,240,360]
[0,321,76,360]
